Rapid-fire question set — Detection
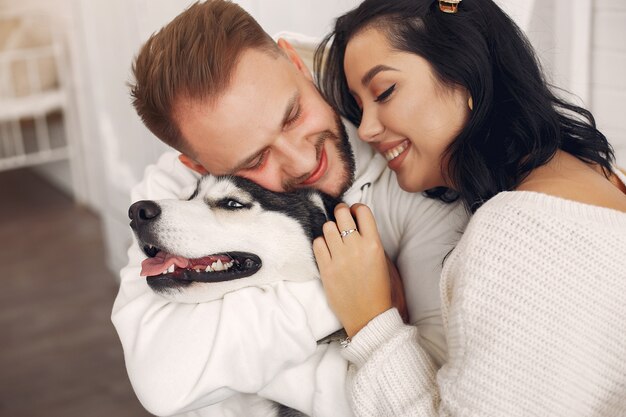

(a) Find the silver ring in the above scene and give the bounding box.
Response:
[340,228,358,238]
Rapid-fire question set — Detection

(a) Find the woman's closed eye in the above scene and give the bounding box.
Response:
[374,83,396,103]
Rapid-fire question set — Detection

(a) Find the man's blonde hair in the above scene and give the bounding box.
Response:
[130,0,278,153]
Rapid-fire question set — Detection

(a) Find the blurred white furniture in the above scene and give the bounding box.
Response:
[0,9,80,197]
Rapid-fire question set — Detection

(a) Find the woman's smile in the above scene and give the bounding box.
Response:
[382,139,409,162]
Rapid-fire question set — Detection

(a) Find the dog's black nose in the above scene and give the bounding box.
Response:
[128,200,161,230]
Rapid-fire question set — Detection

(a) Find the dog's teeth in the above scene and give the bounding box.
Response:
[205,265,213,272]
[168,265,175,273]
[212,260,225,271]
[224,261,233,270]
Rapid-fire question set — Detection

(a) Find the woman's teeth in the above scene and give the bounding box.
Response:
[384,141,408,162]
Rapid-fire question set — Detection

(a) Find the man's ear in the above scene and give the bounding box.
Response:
[277,38,313,81]
[179,154,209,175]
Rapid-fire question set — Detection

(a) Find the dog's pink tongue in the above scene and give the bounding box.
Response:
[140,252,190,277]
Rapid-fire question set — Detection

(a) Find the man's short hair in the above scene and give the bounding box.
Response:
[130,0,279,153]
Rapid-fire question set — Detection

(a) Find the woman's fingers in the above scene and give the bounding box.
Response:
[322,203,380,253]
[350,203,379,240]
[333,203,359,239]
[321,220,343,253]
[321,203,360,254]
[312,236,331,265]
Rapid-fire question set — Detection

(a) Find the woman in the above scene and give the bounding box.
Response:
[312,0,626,415]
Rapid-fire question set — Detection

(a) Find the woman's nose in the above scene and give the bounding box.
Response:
[357,106,384,142]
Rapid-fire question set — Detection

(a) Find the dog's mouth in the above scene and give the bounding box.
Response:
[140,245,262,284]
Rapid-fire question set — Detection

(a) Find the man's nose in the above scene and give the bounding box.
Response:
[128,200,161,231]
[358,105,384,142]
[275,133,319,178]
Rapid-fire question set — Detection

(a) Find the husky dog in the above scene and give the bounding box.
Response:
[128,175,343,417]
[129,175,340,303]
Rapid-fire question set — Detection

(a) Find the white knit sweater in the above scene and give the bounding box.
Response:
[343,179,626,416]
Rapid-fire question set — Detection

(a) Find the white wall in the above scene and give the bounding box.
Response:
[591,0,626,166]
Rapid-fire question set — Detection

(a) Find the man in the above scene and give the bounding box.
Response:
[112,1,466,416]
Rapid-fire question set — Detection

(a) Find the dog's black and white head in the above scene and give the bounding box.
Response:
[128,175,340,303]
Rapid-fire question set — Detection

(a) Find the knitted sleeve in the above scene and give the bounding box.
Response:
[342,308,440,417]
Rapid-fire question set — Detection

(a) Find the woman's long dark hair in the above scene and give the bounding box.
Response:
[315,0,614,213]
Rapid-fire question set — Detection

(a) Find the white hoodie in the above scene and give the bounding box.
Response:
[112,33,468,417]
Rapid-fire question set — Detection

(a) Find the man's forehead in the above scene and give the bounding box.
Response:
[175,51,302,173]
[227,50,297,106]
[201,52,295,122]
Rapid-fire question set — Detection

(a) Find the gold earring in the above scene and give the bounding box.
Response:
[439,0,462,14]
[468,96,474,111]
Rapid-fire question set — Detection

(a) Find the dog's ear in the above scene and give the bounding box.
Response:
[320,193,342,222]
[309,211,327,240]
[304,191,339,240]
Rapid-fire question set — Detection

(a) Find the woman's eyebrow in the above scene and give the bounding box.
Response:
[361,64,398,86]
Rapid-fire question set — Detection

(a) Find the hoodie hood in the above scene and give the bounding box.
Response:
[342,120,387,204]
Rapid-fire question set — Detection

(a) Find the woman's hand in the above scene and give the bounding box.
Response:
[387,256,410,324]
[313,203,393,337]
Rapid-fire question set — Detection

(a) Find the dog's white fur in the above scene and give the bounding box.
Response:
[130,175,337,416]
[136,176,325,303]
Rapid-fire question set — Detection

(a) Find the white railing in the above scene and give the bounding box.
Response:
[0,12,71,173]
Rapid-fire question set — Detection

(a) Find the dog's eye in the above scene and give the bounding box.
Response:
[227,200,243,208]
[217,198,247,210]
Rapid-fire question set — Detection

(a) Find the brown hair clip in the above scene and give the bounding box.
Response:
[438,0,462,14]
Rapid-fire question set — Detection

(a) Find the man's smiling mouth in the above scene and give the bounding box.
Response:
[301,146,328,186]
